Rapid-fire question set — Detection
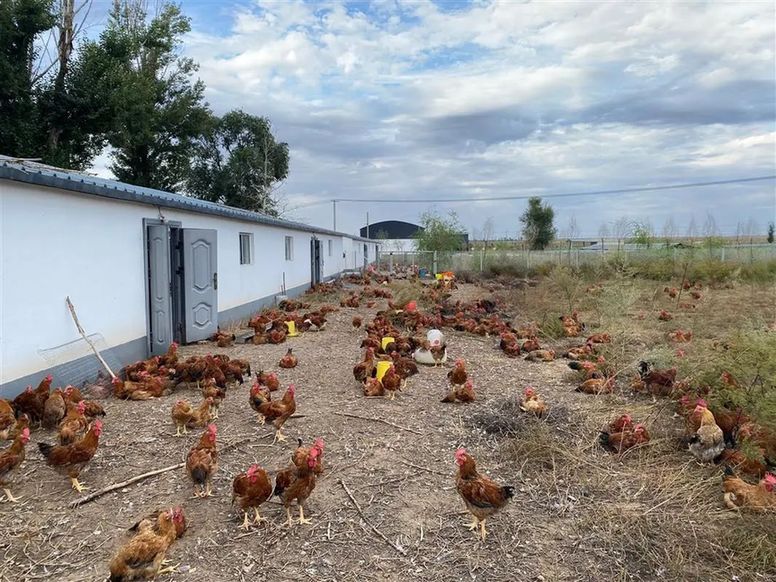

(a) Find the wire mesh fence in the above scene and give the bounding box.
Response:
[376,244,776,274]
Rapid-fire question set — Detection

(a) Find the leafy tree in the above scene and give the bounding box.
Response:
[84,1,210,190]
[520,197,556,250]
[0,0,56,156]
[630,221,654,248]
[768,222,774,244]
[415,210,466,252]
[187,110,289,215]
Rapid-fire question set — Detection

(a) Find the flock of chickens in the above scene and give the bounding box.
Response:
[1,270,775,580]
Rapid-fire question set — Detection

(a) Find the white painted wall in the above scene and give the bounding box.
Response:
[0,181,365,385]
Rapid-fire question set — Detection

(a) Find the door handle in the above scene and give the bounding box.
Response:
[213,272,218,290]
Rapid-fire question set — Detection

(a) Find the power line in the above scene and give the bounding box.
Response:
[289,175,776,210]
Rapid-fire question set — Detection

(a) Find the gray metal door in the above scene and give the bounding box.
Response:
[310,238,322,285]
[147,225,173,355]
[182,228,218,342]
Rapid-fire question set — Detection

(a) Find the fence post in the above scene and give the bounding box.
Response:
[389,253,393,273]
[433,251,438,275]
[480,248,484,272]
[721,247,725,262]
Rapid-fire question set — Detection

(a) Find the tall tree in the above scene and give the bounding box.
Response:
[0,0,56,156]
[85,1,210,190]
[520,197,556,250]
[187,110,290,215]
[768,222,774,244]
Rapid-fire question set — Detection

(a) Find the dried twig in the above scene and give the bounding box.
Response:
[333,412,421,435]
[69,462,184,508]
[340,479,407,556]
[399,458,449,477]
[69,438,251,507]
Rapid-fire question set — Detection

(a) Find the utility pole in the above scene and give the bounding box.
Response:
[332,200,337,231]
[366,212,370,239]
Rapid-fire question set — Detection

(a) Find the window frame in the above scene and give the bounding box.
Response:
[239,232,253,265]
[327,239,333,257]
[285,235,294,261]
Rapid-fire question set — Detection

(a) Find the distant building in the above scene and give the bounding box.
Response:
[360,220,469,251]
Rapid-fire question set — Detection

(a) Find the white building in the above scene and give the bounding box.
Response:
[0,156,378,396]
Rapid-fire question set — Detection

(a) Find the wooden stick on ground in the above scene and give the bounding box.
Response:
[69,437,252,508]
[65,296,117,380]
[340,479,407,556]
[333,412,422,435]
[69,462,184,508]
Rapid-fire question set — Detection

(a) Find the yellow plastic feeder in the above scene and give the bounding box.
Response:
[381,336,395,351]
[375,360,392,381]
[285,320,300,337]
[435,273,443,280]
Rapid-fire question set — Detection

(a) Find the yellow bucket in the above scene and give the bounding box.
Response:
[381,336,395,351]
[435,273,443,280]
[375,360,392,381]
[285,321,299,337]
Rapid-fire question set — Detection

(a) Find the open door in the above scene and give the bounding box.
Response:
[147,225,173,355]
[182,228,218,342]
[310,238,322,286]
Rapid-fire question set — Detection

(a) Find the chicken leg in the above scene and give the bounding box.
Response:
[273,429,287,443]
[157,561,180,576]
[257,415,266,426]
[70,477,87,493]
[252,506,265,524]
[240,511,251,530]
[479,519,488,541]
[465,516,479,531]
[2,488,21,503]
[285,506,295,527]
[298,505,312,525]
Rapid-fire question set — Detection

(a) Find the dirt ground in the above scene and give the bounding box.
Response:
[1,280,774,582]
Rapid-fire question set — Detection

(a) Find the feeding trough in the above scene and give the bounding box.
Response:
[414,329,447,365]
[285,320,300,337]
[381,336,395,351]
[375,360,392,381]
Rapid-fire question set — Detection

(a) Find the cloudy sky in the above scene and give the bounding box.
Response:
[94,0,776,238]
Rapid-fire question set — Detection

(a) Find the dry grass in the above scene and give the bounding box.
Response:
[0,276,774,582]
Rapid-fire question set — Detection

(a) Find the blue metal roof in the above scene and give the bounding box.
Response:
[0,155,374,242]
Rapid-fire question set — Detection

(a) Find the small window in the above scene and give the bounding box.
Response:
[239,233,253,264]
[328,240,333,257]
[285,236,294,261]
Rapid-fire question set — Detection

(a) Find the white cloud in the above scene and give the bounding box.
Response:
[155,1,776,235]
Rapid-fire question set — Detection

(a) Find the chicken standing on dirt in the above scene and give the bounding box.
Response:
[0,427,30,502]
[108,507,185,581]
[274,439,324,526]
[688,404,725,463]
[455,448,514,540]
[232,464,273,529]
[186,424,218,497]
[353,348,376,383]
[58,401,88,445]
[381,365,403,399]
[519,387,546,417]
[42,388,67,429]
[447,359,468,387]
[254,384,297,443]
[38,419,102,492]
[12,374,52,423]
[279,348,298,369]
[171,397,214,436]
[0,399,16,440]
